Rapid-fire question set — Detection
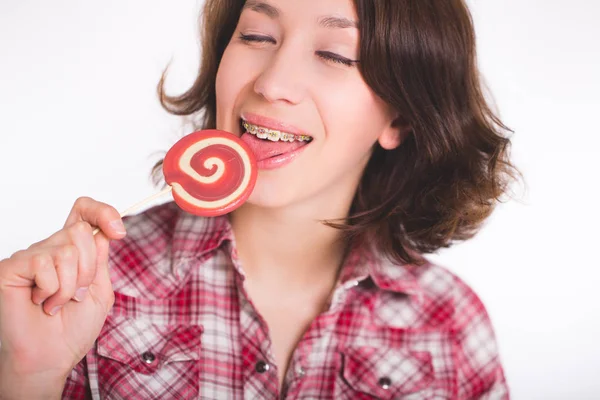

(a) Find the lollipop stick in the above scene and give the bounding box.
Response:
[92,186,173,236]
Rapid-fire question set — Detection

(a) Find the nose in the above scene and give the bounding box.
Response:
[253,44,306,105]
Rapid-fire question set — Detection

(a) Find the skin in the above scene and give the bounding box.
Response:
[217,0,407,388]
[0,198,125,399]
[0,0,410,397]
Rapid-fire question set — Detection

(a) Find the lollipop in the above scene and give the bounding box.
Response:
[163,129,257,216]
[92,129,257,235]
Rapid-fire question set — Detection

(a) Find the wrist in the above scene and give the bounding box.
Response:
[0,355,68,400]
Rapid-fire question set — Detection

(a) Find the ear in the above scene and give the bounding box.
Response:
[377,115,412,150]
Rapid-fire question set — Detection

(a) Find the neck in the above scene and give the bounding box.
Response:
[229,201,350,292]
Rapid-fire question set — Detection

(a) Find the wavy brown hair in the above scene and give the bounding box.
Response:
[154,0,520,265]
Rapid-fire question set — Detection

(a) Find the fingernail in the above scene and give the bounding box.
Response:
[49,305,63,316]
[34,297,47,306]
[74,287,88,302]
[109,220,126,235]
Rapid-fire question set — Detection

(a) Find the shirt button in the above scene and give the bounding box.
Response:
[378,376,392,390]
[142,351,156,364]
[296,366,306,377]
[255,360,270,373]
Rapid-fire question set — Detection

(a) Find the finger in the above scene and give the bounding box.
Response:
[64,221,97,300]
[1,251,51,289]
[42,245,79,316]
[27,221,96,262]
[30,254,60,305]
[90,231,115,315]
[28,199,126,252]
[64,197,126,239]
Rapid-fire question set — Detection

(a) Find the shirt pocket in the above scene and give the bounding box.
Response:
[339,345,434,399]
[96,314,203,399]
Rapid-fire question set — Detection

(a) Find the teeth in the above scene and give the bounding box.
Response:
[242,120,311,143]
[256,127,268,139]
[267,130,281,141]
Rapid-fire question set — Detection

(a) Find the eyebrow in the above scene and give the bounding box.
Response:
[318,16,358,29]
[243,0,279,18]
[242,0,358,29]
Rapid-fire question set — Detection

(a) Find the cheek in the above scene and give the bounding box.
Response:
[319,79,390,149]
[215,46,248,115]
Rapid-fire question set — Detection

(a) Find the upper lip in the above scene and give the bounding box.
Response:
[241,112,311,137]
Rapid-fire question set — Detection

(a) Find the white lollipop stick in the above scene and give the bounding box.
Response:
[92,186,173,236]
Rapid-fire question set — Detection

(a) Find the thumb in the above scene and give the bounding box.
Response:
[64,197,126,240]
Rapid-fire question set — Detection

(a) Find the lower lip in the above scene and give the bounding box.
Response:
[257,144,308,170]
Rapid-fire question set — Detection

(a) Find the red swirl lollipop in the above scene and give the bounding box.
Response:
[163,129,257,217]
[92,129,255,236]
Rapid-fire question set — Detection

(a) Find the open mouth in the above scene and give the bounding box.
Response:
[240,119,313,143]
[239,118,313,168]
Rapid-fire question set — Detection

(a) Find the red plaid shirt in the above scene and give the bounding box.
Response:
[62,202,509,399]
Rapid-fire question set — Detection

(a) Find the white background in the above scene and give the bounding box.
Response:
[1,1,599,398]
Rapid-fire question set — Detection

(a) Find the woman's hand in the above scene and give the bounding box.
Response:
[0,197,126,398]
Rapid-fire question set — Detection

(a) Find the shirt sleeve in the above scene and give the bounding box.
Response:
[451,276,510,400]
[61,357,91,400]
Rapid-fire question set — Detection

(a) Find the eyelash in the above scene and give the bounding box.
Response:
[238,33,358,67]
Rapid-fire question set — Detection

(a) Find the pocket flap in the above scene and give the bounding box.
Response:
[341,346,433,398]
[97,315,203,375]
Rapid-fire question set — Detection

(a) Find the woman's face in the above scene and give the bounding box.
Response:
[216,0,401,213]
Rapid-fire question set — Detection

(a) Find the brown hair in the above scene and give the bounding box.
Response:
[154,0,520,265]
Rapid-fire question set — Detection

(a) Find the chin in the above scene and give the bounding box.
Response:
[244,185,294,210]
[244,172,322,211]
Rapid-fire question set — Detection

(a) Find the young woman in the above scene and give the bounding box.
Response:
[0,0,517,398]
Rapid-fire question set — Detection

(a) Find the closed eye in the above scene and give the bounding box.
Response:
[238,33,359,68]
[316,51,359,67]
[239,33,275,44]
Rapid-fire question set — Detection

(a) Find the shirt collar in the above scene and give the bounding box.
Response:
[169,206,424,298]
[170,209,233,278]
[338,239,425,298]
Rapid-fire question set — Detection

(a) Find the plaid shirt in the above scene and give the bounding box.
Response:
[62,202,509,399]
